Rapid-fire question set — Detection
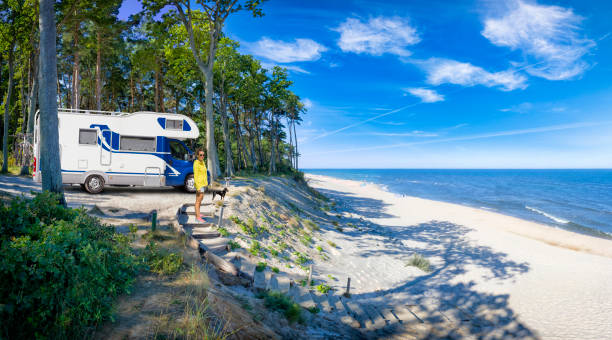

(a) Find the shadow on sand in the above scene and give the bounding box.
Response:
[315,185,537,339]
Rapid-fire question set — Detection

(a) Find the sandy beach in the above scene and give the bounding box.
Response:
[306,173,612,340]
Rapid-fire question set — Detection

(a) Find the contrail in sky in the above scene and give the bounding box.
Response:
[305,121,611,155]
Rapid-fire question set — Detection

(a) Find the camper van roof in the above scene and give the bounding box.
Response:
[57,108,182,116]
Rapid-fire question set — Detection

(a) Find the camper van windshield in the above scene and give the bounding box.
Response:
[169,140,188,160]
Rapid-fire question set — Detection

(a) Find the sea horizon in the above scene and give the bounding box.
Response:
[304,168,612,240]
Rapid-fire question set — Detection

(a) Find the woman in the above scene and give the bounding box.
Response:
[193,149,208,223]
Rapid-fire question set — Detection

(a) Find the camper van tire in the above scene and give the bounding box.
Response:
[184,174,196,193]
[85,175,105,194]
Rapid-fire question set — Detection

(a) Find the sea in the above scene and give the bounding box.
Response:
[304,169,612,240]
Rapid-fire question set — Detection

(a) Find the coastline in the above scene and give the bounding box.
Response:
[306,173,612,339]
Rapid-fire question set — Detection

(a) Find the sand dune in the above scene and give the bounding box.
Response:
[307,174,612,340]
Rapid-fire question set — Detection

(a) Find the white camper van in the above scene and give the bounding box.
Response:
[33,108,200,194]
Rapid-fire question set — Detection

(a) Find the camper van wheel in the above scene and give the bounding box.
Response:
[85,175,105,194]
[184,174,196,193]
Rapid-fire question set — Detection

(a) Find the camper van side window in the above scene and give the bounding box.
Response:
[79,129,98,145]
[166,119,183,130]
[120,136,156,152]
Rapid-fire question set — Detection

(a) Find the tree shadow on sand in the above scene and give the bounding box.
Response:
[320,185,537,338]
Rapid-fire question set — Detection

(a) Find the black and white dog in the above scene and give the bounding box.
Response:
[210,187,228,201]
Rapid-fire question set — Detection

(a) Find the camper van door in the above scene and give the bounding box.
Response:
[100,129,111,166]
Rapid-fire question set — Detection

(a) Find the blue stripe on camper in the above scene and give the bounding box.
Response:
[156,136,164,152]
[112,132,120,150]
[182,120,191,131]
[157,117,166,129]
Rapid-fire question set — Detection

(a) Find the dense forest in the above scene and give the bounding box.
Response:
[0,0,305,181]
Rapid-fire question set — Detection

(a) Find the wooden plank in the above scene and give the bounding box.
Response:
[363,304,387,330]
[311,291,333,313]
[344,300,372,329]
[328,295,360,328]
[191,230,220,239]
[296,286,316,309]
[379,307,400,327]
[392,305,422,324]
[201,248,237,276]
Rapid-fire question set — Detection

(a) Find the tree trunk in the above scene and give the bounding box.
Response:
[268,111,276,175]
[221,96,234,177]
[130,71,134,112]
[204,68,221,180]
[21,52,39,175]
[230,105,245,170]
[154,56,160,112]
[39,0,65,204]
[71,18,80,110]
[95,30,101,111]
[2,41,16,173]
[293,120,298,170]
[160,63,165,112]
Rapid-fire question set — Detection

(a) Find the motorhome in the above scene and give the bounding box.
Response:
[33,108,200,194]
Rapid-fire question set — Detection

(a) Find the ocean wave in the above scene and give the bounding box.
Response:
[525,206,569,224]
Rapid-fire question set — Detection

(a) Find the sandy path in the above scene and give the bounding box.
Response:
[307,174,612,340]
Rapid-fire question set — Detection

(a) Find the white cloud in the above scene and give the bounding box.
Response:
[404,87,445,103]
[423,58,527,91]
[302,98,313,110]
[249,37,327,63]
[260,62,310,74]
[334,16,420,56]
[482,0,595,80]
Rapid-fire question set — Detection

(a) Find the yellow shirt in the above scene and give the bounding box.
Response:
[193,160,208,190]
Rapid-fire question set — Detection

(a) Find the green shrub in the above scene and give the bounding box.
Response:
[304,219,319,231]
[272,266,280,273]
[327,240,337,248]
[316,284,331,294]
[332,221,339,227]
[270,248,279,257]
[228,240,241,250]
[293,252,309,265]
[278,242,288,251]
[217,227,230,237]
[316,245,323,253]
[300,234,313,246]
[0,192,137,339]
[142,241,183,275]
[334,226,343,232]
[307,306,320,314]
[256,262,267,272]
[249,241,262,256]
[406,253,432,272]
[257,291,303,323]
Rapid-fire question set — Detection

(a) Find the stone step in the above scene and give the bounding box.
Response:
[266,271,279,291]
[239,259,256,281]
[198,237,229,253]
[253,268,267,292]
[276,274,291,294]
[191,229,220,239]
[343,299,372,329]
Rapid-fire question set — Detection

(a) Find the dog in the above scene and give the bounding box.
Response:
[211,187,228,201]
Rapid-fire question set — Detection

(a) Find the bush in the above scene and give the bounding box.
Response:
[271,267,280,273]
[406,253,432,272]
[228,240,241,250]
[0,192,137,338]
[256,262,267,272]
[141,241,183,275]
[327,240,337,248]
[257,291,303,324]
[315,284,331,294]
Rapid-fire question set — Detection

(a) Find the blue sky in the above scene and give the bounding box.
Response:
[120,0,612,168]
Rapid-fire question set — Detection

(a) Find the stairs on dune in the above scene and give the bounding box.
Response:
[174,203,517,339]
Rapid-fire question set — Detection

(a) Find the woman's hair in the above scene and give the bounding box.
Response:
[196,148,204,155]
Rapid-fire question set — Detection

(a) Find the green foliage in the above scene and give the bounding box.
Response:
[228,240,241,250]
[347,223,355,228]
[249,241,263,256]
[293,252,309,265]
[322,205,331,212]
[304,219,319,231]
[327,240,337,248]
[278,242,288,251]
[300,234,313,246]
[270,248,279,257]
[306,306,320,314]
[231,215,265,237]
[272,266,280,273]
[327,274,337,281]
[316,245,323,253]
[332,221,339,227]
[141,241,183,275]
[255,262,267,272]
[217,227,230,237]
[406,253,432,272]
[334,225,344,232]
[256,291,303,324]
[315,284,331,294]
[0,192,137,339]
